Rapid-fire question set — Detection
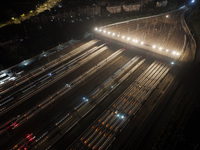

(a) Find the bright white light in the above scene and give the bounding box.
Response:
[172,51,176,55]
[121,115,124,119]
[166,49,169,52]
[166,15,169,18]
[9,77,16,81]
[127,37,130,41]
[132,39,135,42]
[171,62,175,65]
[152,45,156,49]
[103,30,106,33]
[159,47,163,50]
[0,73,6,78]
[108,31,111,35]
[176,52,180,56]
[99,29,102,32]
[191,0,195,3]
[112,33,115,36]
[117,114,120,117]
[122,36,125,39]
[135,40,138,43]
[95,27,98,31]
[117,35,120,37]
[140,42,144,45]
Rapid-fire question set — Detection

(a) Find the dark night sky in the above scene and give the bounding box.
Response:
[0,0,44,21]
[0,0,95,21]
[0,0,194,22]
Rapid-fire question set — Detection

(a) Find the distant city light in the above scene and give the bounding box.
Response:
[166,15,169,18]
[166,49,169,52]
[108,31,111,35]
[127,37,130,41]
[171,62,175,65]
[152,45,156,49]
[103,30,106,33]
[112,33,115,36]
[122,36,125,39]
[159,47,163,50]
[94,27,98,31]
[140,42,144,45]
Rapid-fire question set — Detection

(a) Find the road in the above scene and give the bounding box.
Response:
[94,7,195,63]
[0,6,196,150]
[0,39,149,149]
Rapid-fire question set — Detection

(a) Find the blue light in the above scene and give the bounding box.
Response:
[83,97,89,102]
[66,84,71,88]
[191,0,195,3]
[48,73,52,76]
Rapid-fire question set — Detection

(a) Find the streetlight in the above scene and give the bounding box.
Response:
[172,51,176,55]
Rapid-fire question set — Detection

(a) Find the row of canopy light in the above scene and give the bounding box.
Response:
[94,27,180,57]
